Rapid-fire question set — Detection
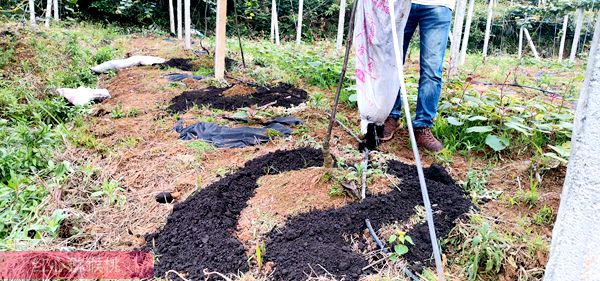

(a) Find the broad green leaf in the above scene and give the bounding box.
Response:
[388,234,397,243]
[394,244,409,255]
[466,126,493,133]
[485,134,509,152]
[389,255,399,262]
[446,116,464,126]
[504,121,532,135]
[467,116,488,121]
[231,111,249,119]
[543,152,568,164]
[405,235,414,245]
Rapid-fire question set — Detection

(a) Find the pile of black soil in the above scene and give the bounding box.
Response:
[145,149,472,281]
[167,84,308,113]
[145,148,325,280]
[264,162,472,280]
[160,58,196,71]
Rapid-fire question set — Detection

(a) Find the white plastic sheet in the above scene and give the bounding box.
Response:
[57,88,110,106]
[353,0,411,133]
[91,56,166,73]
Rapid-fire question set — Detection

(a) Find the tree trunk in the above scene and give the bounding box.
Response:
[215,0,227,80]
[558,15,569,61]
[53,0,58,20]
[296,0,303,44]
[524,28,540,59]
[482,0,494,59]
[570,8,584,62]
[544,12,600,280]
[459,0,475,65]
[45,0,52,27]
[184,0,191,49]
[518,26,523,59]
[177,0,182,40]
[336,0,347,50]
[169,0,175,34]
[29,0,35,26]
[448,0,467,76]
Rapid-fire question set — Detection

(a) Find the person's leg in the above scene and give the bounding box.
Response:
[412,5,451,128]
[388,4,419,120]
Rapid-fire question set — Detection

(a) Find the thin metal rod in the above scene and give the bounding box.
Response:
[322,0,358,168]
[387,0,445,280]
[361,149,369,200]
[231,0,246,68]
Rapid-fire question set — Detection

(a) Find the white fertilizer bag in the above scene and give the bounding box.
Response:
[91,56,166,73]
[353,0,411,133]
[57,88,110,106]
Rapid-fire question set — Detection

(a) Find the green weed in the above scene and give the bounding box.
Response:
[532,205,553,226]
[388,230,414,262]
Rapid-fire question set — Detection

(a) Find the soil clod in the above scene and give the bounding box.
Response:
[155,192,174,204]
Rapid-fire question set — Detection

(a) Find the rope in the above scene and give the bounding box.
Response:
[387,0,445,280]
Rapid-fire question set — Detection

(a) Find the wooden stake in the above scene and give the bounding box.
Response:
[29,0,35,26]
[45,0,52,27]
[482,0,494,59]
[459,0,475,65]
[169,0,175,34]
[523,28,540,60]
[296,0,303,44]
[214,0,227,80]
[177,0,183,40]
[448,0,467,77]
[336,0,346,49]
[270,0,275,43]
[184,0,191,49]
[53,0,58,20]
[558,15,569,61]
[570,8,584,62]
[518,26,523,59]
[274,0,280,45]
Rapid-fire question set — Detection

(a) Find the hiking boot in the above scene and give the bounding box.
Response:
[414,127,443,152]
[381,117,399,141]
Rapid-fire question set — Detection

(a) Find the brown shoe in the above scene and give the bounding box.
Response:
[381,117,399,141]
[414,127,443,152]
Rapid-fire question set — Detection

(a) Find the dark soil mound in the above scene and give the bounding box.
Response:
[145,149,472,281]
[167,84,308,113]
[265,162,472,280]
[145,148,325,280]
[160,58,196,71]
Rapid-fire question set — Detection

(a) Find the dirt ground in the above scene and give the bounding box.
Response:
[52,35,565,280]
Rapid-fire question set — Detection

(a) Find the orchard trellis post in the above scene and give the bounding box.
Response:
[215,0,227,80]
[296,0,304,44]
[449,0,467,76]
[177,0,183,40]
[544,12,600,280]
[336,0,347,50]
[482,0,494,59]
[45,0,52,27]
[184,0,191,49]
[518,25,524,58]
[29,0,35,26]
[53,0,58,20]
[459,0,475,65]
[169,0,175,34]
[570,8,584,62]
[523,27,540,59]
[271,0,280,45]
[559,14,569,61]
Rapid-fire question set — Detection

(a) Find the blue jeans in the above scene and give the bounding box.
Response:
[388,4,452,128]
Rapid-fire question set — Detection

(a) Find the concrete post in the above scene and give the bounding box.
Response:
[544,13,600,281]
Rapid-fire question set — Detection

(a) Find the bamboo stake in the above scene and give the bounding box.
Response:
[270,0,275,43]
[523,28,540,59]
[274,0,280,45]
[558,15,568,61]
[459,0,475,65]
[296,0,303,44]
[45,0,51,27]
[448,0,467,76]
[214,0,227,80]
[518,26,523,59]
[169,0,175,34]
[177,0,183,40]
[53,0,58,20]
[570,8,584,62]
[184,0,191,49]
[29,0,35,26]
[482,0,494,59]
[232,0,246,68]
[336,0,347,49]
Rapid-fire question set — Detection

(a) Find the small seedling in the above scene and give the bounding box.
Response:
[265,128,282,138]
[388,230,414,262]
[91,178,126,206]
[255,241,266,269]
[532,205,553,225]
[110,104,125,119]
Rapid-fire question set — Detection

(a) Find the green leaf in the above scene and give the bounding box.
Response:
[389,254,399,262]
[348,93,357,102]
[405,235,414,245]
[485,134,510,152]
[446,116,464,126]
[388,234,397,243]
[466,126,493,133]
[231,111,249,119]
[394,244,409,255]
[467,116,488,121]
[504,121,532,136]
